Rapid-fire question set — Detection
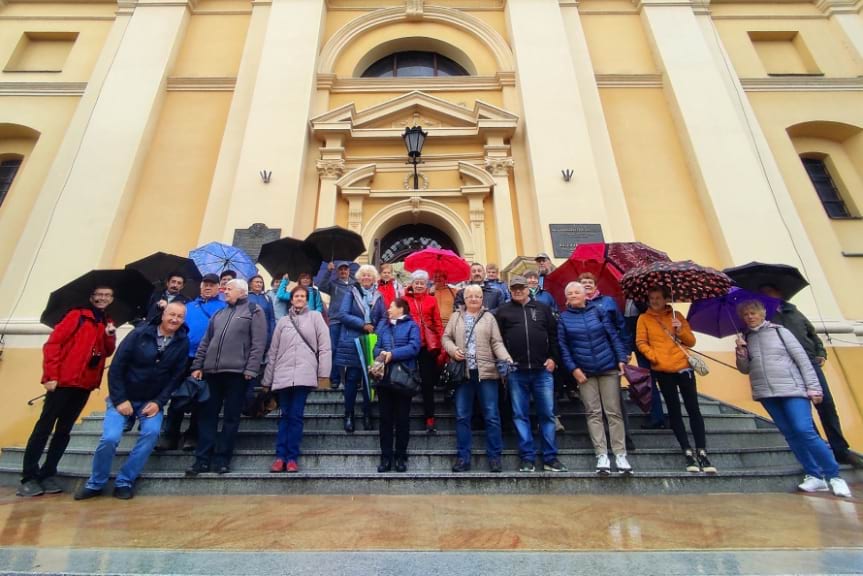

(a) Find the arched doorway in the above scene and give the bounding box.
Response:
[375,224,459,264]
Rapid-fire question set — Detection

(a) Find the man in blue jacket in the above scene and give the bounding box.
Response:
[318,261,356,390]
[156,274,225,451]
[75,302,190,500]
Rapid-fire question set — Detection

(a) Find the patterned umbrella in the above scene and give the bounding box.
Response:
[620,260,732,303]
[189,242,258,280]
[605,242,671,273]
[723,261,809,300]
[404,248,471,284]
[687,287,782,338]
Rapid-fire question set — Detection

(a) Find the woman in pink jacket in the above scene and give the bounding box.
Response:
[262,286,332,473]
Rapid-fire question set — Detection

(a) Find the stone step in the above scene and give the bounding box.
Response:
[0,463,806,495]
[0,446,799,473]
[75,412,763,433]
[58,428,791,451]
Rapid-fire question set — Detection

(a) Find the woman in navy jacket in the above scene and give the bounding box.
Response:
[558,281,631,476]
[334,265,386,433]
[373,298,421,473]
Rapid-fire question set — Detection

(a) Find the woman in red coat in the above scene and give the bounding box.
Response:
[403,269,444,434]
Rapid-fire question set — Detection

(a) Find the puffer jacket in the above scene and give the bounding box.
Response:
[334,285,386,368]
[192,298,268,377]
[737,321,821,400]
[558,302,628,375]
[262,308,332,391]
[442,310,512,381]
[635,305,696,373]
[403,288,444,352]
[374,316,422,371]
[42,307,117,391]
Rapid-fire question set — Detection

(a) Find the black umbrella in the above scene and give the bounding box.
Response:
[305,226,365,262]
[723,261,809,300]
[126,252,202,285]
[257,237,323,279]
[40,269,154,328]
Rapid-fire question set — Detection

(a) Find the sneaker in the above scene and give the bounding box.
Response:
[270,458,286,473]
[16,479,44,498]
[185,462,210,477]
[829,477,852,498]
[595,454,611,476]
[518,460,536,472]
[615,454,633,476]
[73,486,102,501]
[798,475,829,493]
[544,459,568,472]
[488,458,503,473]
[39,477,64,494]
[286,460,299,473]
[553,416,565,433]
[684,450,700,473]
[696,450,717,474]
[112,486,134,500]
[451,458,471,472]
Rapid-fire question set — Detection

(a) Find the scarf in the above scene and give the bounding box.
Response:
[359,285,377,324]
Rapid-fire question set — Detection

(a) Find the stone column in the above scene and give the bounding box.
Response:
[818,0,863,66]
[219,0,326,239]
[637,0,842,319]
[0,0,192,317]
[506,0,613,254]
[484,138,517,265]
[464,189,490,264]
[315,136,346,228]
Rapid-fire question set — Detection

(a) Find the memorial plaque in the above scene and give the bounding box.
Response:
[232,223,281,262]
[549,224,604,258]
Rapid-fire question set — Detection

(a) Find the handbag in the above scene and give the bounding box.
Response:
[381,362,421,395]
[440,310,484,388]
[654,314,709,377]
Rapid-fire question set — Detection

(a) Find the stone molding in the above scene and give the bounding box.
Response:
[484,156,514,176]
[0,81,87,95]
[816,0,862,15]
[316,159,346,179]
[739,76,863,92]
[595,73,663,88]
[166,76,236,91]
[318,74,509,93]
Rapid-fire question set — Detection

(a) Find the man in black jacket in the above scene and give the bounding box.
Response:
[454,263,504,314]
[143,273,190,324]
[75,302,190,500]
[495,276,566,473]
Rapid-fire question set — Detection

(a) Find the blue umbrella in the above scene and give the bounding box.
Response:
[189,242,258,280]
[687,287,782,338]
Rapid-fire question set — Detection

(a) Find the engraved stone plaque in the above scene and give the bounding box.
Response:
[232,223,281,262]
[549,224,604,259]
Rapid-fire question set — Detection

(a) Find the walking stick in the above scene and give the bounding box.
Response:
[27,393,46,406]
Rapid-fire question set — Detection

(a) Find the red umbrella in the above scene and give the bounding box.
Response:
[404,248,470,283]
[606,242,670,273]
[545,248,624,310]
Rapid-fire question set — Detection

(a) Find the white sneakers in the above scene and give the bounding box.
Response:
[596,454,611,476]
[798,475,829,492]
[615,454,633,476]
[829,477,852,498]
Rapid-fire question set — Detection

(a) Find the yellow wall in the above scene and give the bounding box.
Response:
[581,14,659,75]
[171,13,250,78]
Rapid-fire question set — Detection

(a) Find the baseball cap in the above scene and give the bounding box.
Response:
[509,275,528,288]
[535,252,551,261]
[201,273,220,284]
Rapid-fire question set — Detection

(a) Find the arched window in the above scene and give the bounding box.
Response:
[361,51,469,78]
[800,156,853,219]
[0,155,22,208]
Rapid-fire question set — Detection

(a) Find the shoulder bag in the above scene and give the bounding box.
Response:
[654,313,709,376]
[440,310,485,387]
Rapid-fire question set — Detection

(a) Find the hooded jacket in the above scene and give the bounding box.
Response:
[108,322,189,408]
[558,302,628,375]
[635,305,696,373]
[192,297,267,377]
[262,308,332,391]
[495,298,560,370]
[318,270,356,325]
[42,307,116,391]
[403,288,444,352]
[737,321,821,400]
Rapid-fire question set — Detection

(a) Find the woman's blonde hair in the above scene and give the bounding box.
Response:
[355,264,379,282]
[736,299,766,317]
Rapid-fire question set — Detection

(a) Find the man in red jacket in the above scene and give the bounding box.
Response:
[17,286,117,497]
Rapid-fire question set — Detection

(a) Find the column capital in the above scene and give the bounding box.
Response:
[316,159,345,180]
[816,0,862,15]
[484,156,514,177]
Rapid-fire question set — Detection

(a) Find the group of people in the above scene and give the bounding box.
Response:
[16,253,855,499]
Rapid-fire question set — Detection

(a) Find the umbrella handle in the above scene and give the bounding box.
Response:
[27,393,46,406]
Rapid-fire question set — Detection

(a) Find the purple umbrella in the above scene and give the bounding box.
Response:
[686,287,782,338]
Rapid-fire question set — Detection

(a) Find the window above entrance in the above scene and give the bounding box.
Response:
[361,51,469,78]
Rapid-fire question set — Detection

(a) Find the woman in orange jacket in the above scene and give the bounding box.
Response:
[636,285,716,475]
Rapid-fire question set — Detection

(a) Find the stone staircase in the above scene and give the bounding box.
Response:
[0,389,815,495]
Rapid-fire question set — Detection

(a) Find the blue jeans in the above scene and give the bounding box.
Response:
[329,324,342,385]
[454,370,502,461]
[508,368,557,463]
[761,396,839,479]
[343,366,370,417]
[276,387,311,461]
[86,400,162,490]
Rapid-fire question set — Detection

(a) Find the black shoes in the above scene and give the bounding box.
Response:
[155,435,178,452]
[488,459,503,473]
[185,462,210,477]
[451,458,471,472]
[16,479,44,498]
[684,450,700,473]
[696,450,717,474]
[113,486,134,500]
[377,458,392,473]
[40,477,64,494]
[74,486,102,501]
[216,464,231,475]
[362,414,374,431]
[344,415,355,434]
[394,457,407,473]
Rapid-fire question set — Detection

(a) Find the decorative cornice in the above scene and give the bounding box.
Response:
[319,75,506,93]
[0,81,87,96]
[166,76,236,92]
[595,73,663,88]
[739,76,863,92]
[815,0,862,15]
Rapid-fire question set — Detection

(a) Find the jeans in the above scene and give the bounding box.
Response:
[417,347,439,421]
[454,370,503,461]
[811,362,850,461]
[329,324,342,385]
[275,387,311,461]
[378,387,412,459]
[21,387,91,483]
[580,371,626,456]
[86,400,162,489]
[343,366,370,417]
[654,370,706,451]
[508,368,557,463]
[196,372,247,466]
[761,396,840,479]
